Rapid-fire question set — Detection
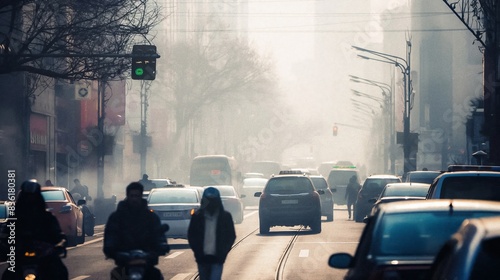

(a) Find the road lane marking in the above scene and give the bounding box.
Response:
[67,237,104,250]
[244,210,257,219]
[71,276,90,280]
[299,249,309,258]
[170,273,191,280]
[165,251,184,258]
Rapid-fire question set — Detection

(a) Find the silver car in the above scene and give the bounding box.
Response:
[147,188,200,239]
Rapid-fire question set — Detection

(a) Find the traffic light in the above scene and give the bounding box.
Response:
[332,125,338,136]
[132,45,157,80]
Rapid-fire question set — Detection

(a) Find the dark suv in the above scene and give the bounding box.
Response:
[255,171,322,234]
[354,174,401,222]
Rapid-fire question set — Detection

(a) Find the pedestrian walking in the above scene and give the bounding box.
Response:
[345,175,361,220]
[188,187,236,280]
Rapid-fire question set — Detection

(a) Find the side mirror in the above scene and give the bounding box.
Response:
[330,188,337,193]
[317,189,325,195]
[77,199,86,206]
[254,192,262,197]
[328,253,353,268]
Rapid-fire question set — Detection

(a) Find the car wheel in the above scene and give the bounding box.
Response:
[354,208,364,223]
[235,212,244,224]
[259,219,270,234]
[326,212,334,222]
[77,222,85,244]
[310,214,322,233]
[66,235,77,247]
[84,216,95,236]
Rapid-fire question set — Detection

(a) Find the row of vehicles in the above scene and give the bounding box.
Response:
[329,165,500,279]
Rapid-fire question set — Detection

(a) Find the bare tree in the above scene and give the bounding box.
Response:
[0,0,162,80]
[164,26,276,144]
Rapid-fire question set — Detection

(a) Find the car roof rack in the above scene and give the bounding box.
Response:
[447,165,500,172]
[278,170,307,175]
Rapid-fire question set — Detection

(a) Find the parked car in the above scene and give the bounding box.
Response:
[147,187,201,239]
[241,177,268,207]
[429,216,500,280]
[40,186,85,246]
[369,182,430,216]
[404,170,442,184]
[327,167,360,205]
[255,171,322,234]
[426,165,500,200]
[208,185,245,224]
[354,175,401,222]
[328,199,500,280]
[309,175,334,221]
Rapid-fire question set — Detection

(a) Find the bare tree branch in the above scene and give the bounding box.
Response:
[0,0,163,80]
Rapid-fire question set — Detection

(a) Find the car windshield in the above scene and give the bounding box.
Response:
[148,189,199,204]
[373,211,500,257]
[382,186,430,197]
[266,177,313,194]
[311,178,328,189]
[441,176,500,201]
[407,172,441,184]
[151,180,171,188]
[41,190,66,201]
[364,179,400,193]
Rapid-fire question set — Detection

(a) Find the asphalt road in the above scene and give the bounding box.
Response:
[0,205,364,280]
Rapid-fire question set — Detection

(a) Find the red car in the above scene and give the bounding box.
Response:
[41,186,85,246]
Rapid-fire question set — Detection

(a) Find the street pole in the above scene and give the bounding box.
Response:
[97,79,105,199]
[404,40,413,174]
[352,43,414,174]
[350,75,394,173]
[140,81,147,175]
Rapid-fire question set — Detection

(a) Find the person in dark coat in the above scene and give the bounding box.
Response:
[345,175,361,220]
[103,182,168,280]
[71,178,92,201]
[188,187,236,280]
[1,180,68,280]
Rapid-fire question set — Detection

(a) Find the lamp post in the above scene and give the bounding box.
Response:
[350,75,395,174]
[352,42,414,174]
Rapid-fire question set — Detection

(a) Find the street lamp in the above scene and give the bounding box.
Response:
[352,42,414,174]
[350,75,395,174]
[351,90,386,105]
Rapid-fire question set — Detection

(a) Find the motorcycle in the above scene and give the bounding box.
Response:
[110,224,170,280]
[3,239,67,280]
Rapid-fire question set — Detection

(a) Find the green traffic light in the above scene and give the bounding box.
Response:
[135,68,144,76]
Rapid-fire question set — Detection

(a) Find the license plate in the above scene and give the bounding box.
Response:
[281,199,298,204]
[162,212,182,218]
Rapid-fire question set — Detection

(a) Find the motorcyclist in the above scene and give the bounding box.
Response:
[103,182,169,280]
[1,180,68,280]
